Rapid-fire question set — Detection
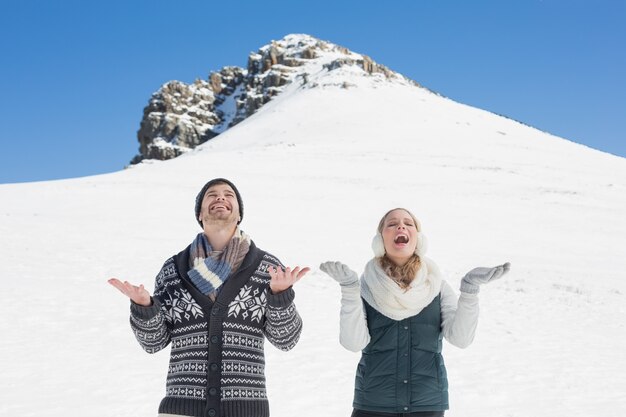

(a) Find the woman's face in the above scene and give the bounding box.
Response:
[381,209,418,264]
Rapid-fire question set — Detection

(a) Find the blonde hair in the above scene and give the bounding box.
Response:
[376,208,422,290]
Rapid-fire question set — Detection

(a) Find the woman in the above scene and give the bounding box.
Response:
[320,208,510,417]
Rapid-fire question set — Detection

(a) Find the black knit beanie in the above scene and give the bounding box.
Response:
[195,178,244,227]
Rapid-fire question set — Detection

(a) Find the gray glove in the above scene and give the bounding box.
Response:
[320,261,359,286]
[460,262,511,294]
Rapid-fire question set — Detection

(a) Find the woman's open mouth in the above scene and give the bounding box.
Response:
[394,234,409,244]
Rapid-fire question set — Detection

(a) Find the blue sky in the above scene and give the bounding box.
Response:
[1,0,624,184]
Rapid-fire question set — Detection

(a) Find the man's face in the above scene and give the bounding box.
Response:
[198,183,240,227]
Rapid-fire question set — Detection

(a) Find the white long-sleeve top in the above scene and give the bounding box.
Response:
[338,279,479,352]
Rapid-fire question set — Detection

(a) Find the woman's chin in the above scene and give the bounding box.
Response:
[385,250,414,265]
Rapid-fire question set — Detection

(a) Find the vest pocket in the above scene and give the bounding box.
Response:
[410,322,440,352]
[434,353,448,389]
[355,354,368,391]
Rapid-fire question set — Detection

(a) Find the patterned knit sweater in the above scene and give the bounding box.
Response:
[129,242,302,417]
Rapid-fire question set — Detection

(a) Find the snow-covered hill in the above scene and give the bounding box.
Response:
[1,34,625,417]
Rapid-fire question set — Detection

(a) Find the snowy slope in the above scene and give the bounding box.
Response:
[1,39,626,417]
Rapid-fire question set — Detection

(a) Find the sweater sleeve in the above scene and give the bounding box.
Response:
[440,280,479,349]
[337,280,371,352]
[129,263,173,353]
[264,286,303,351]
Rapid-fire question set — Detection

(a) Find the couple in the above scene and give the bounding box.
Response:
[109,177,510,417]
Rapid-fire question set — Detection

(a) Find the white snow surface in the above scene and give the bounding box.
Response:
[1,59,626,417]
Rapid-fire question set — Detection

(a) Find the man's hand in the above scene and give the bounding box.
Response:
[108,278,153,306]
[460,262,511,294]
[319,261,359,286]
[268,266,310,294]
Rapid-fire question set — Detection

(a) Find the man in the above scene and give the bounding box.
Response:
[109,178,308,417]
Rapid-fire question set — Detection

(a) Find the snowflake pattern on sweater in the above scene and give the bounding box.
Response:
[228,285,267,322]
[164,287,205,323]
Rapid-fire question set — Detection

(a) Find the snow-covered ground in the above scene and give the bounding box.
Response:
[1,51,625,417]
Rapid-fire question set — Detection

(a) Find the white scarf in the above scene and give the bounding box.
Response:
[360,257,443,321]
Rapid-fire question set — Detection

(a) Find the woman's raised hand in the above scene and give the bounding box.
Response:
[320,261,359,286]
[108,278,153,306]
[460,262,511,294]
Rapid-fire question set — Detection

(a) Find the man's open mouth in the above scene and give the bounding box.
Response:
[210,204,229,211]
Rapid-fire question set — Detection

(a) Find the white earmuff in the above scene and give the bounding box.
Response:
[371,233,385,257]
[415,232,428,257]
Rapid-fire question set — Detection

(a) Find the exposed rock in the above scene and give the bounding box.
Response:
[131,34,420,164]
[133,79,218,163]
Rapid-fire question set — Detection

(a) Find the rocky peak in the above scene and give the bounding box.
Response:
[131,34,418,164]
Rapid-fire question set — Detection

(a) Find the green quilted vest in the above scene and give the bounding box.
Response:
[353,294,448,413]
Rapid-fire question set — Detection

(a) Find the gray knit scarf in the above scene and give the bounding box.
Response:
[187,228,251,296]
